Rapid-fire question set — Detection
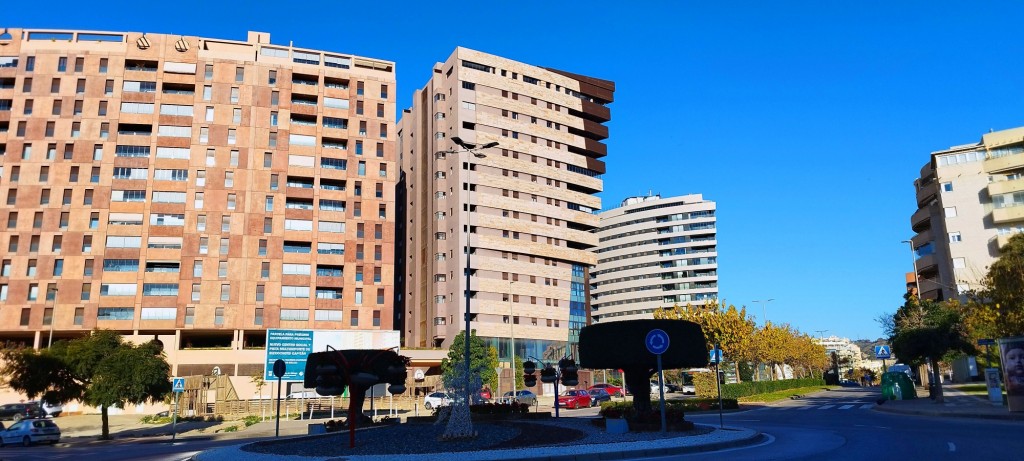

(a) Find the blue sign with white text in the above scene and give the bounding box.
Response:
[265,329,314,381]
[874,345,891,359]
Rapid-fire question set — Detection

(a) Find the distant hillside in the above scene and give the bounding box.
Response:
[853,338,888,359]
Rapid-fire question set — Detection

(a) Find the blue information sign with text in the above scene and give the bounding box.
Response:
[265,329,314,381]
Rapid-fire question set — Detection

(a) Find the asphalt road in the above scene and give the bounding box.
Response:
[666,387,1024,460]
[0,436,250,461]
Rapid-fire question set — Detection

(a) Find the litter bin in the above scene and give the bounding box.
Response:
[880,372,917,400]
[308,423,327,435]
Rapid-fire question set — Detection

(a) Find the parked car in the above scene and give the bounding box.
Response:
[423,392,452,410]
[588,388,612,406]
[650,381,667,395]
[588,383,623,397]
[557,390,592,409]
[665,383,682,393]
[0,418,60,446]
[0,403,45,422]
[500,390,537,406]
[29,400,62,418]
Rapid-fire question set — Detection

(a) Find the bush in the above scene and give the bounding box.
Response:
[694,374,825,399]
[598,398,737,420]
[468,402,531,415]
[139,415,172,425]
[243,415,261,427]
[221,425,239,433]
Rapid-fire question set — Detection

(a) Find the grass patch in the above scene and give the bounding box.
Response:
[738,385,837,403]
[954,383,1003,396]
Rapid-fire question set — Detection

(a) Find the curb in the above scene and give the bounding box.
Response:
[872,401,1024,421]
[525,430,765,461]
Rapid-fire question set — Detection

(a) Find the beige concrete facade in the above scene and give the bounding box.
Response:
[592,194,718,322]
[0,28,396,379]
[909,126,1024,300]
[397,48,612,362]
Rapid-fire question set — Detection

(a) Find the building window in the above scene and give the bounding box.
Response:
[942,182,953,192]
[949,232,962,243]
[944,206,957,218]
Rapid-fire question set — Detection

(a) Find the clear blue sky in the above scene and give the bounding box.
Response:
[10,1,1024,341]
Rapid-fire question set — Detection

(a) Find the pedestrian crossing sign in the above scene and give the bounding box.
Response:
[172,377,185,393]
[874,345,891,359]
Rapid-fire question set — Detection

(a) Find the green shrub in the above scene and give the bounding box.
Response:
[243,415,261,427]
[221,425,239,433]
[694,374,825,399]
[598,398,738,421]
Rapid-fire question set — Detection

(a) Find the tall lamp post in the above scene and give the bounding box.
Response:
[900,240,921,299]
[440,136,498,406]
[508,281,516,397]
[752,298,774,326]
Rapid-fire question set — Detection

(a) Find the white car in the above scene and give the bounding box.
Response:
[650,382,667,395]
[423,392,452,410]
[0,418,61,447]
[29,400,62,418]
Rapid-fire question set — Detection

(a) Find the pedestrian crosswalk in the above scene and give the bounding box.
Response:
[759,401,876,411]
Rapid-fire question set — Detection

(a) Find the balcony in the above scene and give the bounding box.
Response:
[911,229,933,249]
[988,178,1024,196]
[919,162,935,181]
[916,253,938,274]
[984,151,1024,174]
[911,206,932,232]
[916,181,938,207]
[993,205,1024,225]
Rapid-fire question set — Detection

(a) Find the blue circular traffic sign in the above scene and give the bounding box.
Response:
[646,329,670,355]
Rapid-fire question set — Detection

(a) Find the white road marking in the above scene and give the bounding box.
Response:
[860,404,875,409]
[839,404,855,410]
[818,404,836,410]
[797,405,815,410]
[948,442,956,452]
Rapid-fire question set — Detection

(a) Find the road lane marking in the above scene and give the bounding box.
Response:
[818,404,836,410]
[797,405,815,410]
[839,404,855,410]
[860,404,875,409]
[948,442,956,452]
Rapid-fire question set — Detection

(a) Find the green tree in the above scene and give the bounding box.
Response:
[0,330,171,439]
[251,371,266,398]
[889,294,974,403]
[655,299,757,380]
[967,233,1024,338]
[440,330,499,392]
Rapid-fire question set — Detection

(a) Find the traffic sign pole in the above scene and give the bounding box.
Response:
[170,377,184,442]
[273,359,286,438]
[657,353,666,433]
[645,329,670,433]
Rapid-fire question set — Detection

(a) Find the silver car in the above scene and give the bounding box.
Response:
[500,390,537,406]
[0,418,60,447]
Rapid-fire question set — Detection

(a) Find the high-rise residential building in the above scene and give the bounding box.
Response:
[591,194,718,322]
[0,29,396,378]
[909,126,1024,300]
[397,48,613,362]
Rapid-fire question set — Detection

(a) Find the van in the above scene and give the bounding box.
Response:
[286,390,319,399]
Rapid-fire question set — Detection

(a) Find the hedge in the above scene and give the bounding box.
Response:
[597,398,738,419]
[694,373,825,399]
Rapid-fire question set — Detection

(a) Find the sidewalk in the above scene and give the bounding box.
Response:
[873,384,1024,421]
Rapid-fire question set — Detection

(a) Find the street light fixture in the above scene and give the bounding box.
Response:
[437,136,499,409]
[752,299,774,326]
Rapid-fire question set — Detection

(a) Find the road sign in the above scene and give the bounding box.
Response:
[172,377,185,393]
[978,338,995,346]
[265,329,314,381]
[709,349,724,364]
[874,345,891,359]
[273,359,286,378]
[645,329,670,355]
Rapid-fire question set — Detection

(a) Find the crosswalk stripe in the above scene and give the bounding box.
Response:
[818,404,836,410]
[860,404,875,409]
[839,404,855,410]
[797,405,815,410]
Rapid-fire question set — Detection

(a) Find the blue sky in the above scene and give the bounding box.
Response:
[10,1,1024,341]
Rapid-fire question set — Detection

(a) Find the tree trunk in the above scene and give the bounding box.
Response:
[100,405,110,440]
[624,369,652,415]
[929,357,944,403]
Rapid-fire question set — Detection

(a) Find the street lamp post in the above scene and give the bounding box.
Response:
[901,240,921,299]
[752,298,774,326]
[509,281,516,397]
[444,136,498,407]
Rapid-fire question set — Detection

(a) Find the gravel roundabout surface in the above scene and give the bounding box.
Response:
[195,417,758,461]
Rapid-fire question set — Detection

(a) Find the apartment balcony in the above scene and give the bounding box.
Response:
[984,151,1024,174]
[916,181,939,207]
[911,229,933,249]
[988,178,1024,196]
[997,233,1015,249]
[911,206,932,233]
[916,253,937,273]
[992,205,1024,225]
[919,162,936,182]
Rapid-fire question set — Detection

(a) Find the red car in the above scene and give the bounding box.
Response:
[589,383,623,397]
[557,390,592,409]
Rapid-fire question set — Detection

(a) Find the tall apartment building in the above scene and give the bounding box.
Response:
[591,194,718,322]
[397,48,613,363]
[0,29,396,378]
[910,126,1024,300]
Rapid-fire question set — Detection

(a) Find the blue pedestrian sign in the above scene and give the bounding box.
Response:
[646,329,670,355]
[874,345,891,359]
[172,377,185,393]
[709,349,724,364]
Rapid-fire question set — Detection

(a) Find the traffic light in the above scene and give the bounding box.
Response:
[540,364,558,384]
[523,360,537,387]
[559,358,579,386]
